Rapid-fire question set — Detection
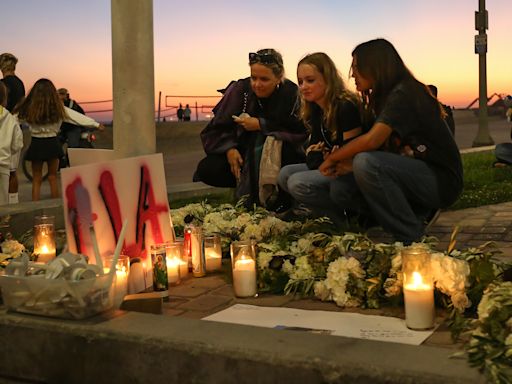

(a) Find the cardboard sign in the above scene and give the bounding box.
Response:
[60,153,175,266]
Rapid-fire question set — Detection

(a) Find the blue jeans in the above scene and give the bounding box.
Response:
[351,151,440,243]
[495,143,512,164]
[278,163,358,227]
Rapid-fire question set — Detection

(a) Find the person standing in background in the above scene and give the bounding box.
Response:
[427,84,455,136]
[177,103,184,121]
[57,88,86,149]
[0,81,23,205]
[15,78,102,201]
[183,104,191,121]
[0,53,25,204]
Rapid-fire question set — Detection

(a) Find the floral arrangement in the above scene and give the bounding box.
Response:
[171,201,512,383]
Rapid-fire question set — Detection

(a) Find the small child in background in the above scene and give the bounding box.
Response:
[0,82,23,205]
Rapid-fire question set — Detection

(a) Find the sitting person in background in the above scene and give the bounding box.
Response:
[194,49,307,209]
[278,52,363,224]
[319,39,463,244]
[494,95,512,167]
[0,81,23,205]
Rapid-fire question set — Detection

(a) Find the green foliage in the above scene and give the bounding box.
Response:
[451,151,512,210]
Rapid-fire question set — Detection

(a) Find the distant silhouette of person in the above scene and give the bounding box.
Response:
[177,103,184,121]
[183,104,191,121]
[0,52,25,204]
[428,85,455,135]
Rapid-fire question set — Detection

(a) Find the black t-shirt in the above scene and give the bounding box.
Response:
[375,80,463,207]
[307,99,361,169]
[1,75,25,112]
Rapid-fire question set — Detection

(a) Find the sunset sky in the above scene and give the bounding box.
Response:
[2,0,511,120]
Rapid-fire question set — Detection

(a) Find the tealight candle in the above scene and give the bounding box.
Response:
[230,241,257,298]
[204,236,222,272]
[33,215,56,263]
[401,244,435,330]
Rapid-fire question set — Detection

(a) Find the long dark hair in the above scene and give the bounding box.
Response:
[351,38,445,119]
[14,78,65,124]
[298,52,359,136]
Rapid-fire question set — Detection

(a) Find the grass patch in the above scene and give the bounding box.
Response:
[450,150,512,210]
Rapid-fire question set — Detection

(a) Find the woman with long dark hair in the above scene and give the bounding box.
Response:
[319,38,462,243]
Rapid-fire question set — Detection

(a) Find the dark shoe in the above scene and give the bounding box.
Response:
[275,205,312,221]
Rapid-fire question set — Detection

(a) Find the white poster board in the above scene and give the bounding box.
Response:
[67,148,119,167]
[204,304,435,345]
[60,153,174,267]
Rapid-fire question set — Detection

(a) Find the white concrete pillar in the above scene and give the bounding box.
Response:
[111,0,156,157]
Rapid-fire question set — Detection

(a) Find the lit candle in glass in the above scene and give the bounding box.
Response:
[33,215,56,263]
[166,241,188,279]
[402,245,435,330]
[204,235,222,272]
[230,240,257,298]
[105,254,130,308]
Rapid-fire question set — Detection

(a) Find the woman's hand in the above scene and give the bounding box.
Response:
[319,157,338,177]
[235,116,260,131]
[334,158,353,175]
[306,141,325,155]
[226,148,243,181]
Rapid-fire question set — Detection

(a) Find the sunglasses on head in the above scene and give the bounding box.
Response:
[249,52,279,65]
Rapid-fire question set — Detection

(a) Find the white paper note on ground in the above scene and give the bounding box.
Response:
[203,304,435,345]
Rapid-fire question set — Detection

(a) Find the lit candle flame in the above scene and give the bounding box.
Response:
[41,245,49,253]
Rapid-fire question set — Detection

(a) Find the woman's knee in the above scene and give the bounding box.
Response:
[352,152,378,176]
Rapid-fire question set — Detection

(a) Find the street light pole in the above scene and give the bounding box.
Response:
[472,0,494,147]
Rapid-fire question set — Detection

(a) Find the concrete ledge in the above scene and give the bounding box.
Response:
[0,309,484,384]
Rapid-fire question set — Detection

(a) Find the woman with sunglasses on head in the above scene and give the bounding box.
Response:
[318,38,462,244]
[194,48,307,209]
[277,52,363,224]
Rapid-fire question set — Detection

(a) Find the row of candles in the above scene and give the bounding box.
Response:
[32,216,434,330]
[32,215,255,300]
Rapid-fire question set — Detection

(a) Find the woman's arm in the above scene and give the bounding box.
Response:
[319,122,393,176]
[64,106,100,128]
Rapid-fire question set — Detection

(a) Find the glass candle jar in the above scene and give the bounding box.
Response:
[33,215,56,263]
[401,244,435,330]
[150,243,169,294]
[190,227,205,277]
[204,235,222,272]
[105,254,130,308]
[230,240,257,298]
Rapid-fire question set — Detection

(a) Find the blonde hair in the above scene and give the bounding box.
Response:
[0,53,18,73]
[298,52,360,136]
